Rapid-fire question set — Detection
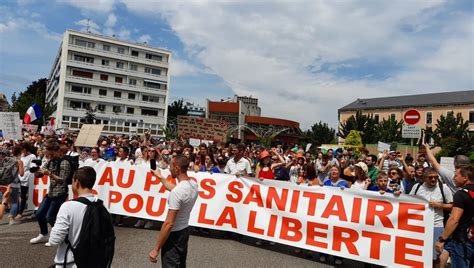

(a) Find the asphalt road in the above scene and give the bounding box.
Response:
[0,212,366,268]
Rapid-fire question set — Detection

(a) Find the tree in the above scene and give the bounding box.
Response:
[167,99,189,122]
[344,130,363,146]
[338,111,379,145]
[9,78,52,125]
[432,112,473,157]
[305,121,336,146]
[376,117,404,143]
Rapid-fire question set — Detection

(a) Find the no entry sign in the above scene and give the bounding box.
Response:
[404,109,421,125]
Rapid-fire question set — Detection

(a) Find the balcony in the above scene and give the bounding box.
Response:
[68,44,169,69]
[63,107,166,125]
[67,59,168,82]
[65,75,167,96]
[64,90,166,109]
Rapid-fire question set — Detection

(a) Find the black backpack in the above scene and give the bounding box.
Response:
[64,197,115,268]
[62,155,80,185]
[414,179,450,227]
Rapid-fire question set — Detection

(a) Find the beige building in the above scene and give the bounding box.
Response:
[339,90,474,131]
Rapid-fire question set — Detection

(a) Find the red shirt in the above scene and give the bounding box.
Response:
[259,168,274,180]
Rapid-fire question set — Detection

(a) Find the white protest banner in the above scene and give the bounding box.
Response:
[0,112,22,140]
[29,162,433,267]
[189,138,201,147]
[377,141,391,152]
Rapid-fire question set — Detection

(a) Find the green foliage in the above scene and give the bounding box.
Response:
[339,111,404,145]
[167,99,189,121]
[304,121,336,146]
[344,130,363,146]
[9,78,52,124]
[432,112,473,157]
[376,117,404,143]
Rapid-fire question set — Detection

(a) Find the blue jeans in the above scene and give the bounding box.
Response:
[444,239,474,268]
[36,194,67,235]
[8,187,19,218]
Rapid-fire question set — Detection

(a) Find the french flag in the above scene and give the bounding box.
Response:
[23,104,43,124]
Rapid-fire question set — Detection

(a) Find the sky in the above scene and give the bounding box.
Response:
[0,0,473,129]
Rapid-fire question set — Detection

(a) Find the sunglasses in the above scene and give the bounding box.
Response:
[427,176,439,179]
[390,172,398,175]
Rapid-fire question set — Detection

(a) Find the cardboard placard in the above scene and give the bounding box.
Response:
[75,124,104,147]
[178,116,228,142]
[0,112,22,140]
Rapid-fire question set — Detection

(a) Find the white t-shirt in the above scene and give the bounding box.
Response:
[168,180,198,232]
[409,182,453,227]
[80,158,105,168]
[20,154,36,186]
[224,157,252,175]
[352,180,366,191]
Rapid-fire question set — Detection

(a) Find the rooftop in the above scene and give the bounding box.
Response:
[339,90,474,112]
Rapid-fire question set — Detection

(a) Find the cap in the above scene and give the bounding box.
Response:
[259,150,271,159]
[354,162,368,174]
[296,153,305,159]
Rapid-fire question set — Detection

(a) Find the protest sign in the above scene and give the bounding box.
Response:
[75,124,104,147]
[0,112,22,140]
[22,124,39,133]
[29,162,433,267]
[440,157,455,172]
[178,116,228,142]
[377,141,391,152]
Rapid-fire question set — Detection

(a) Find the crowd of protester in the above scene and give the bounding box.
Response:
[0,130,473,267]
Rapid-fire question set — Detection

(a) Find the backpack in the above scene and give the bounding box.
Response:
[64,197,115,268]
[461,187,474,242]
[414,179,450,227]
[0,157,19,186]
[62,155,80,185]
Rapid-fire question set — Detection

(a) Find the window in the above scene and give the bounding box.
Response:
[374,114,379,123]
[115,77,123,83]
[114,91,122,98]
[470,111,474,123]
[97,104,106,112]
[390,113,396,121]
[126,107,134,114]
[143,80,162,89]
[141,109,158,116]
[142,95,160,103]
[145,67,161,75]
[129,79,137,86]
[125,122,130,127]
[117,47,125,54]
[103,120,109,125]
[72,70,93,79]
[447,111,453,117]
[71,117,78,122]
[116,62,124,69]
[103,45,110,51]
[100,74,108,81]
[113,106,122,113]
[71,85,91,94]
[63,116,70,121]
[426,112,433,124]
[70,101,90,109]
[99,89,107,96]
[145,53,163,61]
[130,64,138,71]
[128,93,135,100]
[131,122,137,127]
[102,59,109,66]
[75,39,95,48]
[131,50,139,57]
[74,55,94,63]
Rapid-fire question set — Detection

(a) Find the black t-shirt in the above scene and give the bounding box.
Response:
[451,184,474,241]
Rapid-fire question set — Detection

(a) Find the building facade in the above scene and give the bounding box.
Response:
[339,91,474,132]
[46,30,171,136]
[185,101,206,118]
[207,95,301,143]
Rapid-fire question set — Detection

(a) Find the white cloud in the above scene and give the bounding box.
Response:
[117,27,130,40]
[171,58,201,77]
[75,19,101,34]
[120,0,472,129]
[105,13,117,28]
[57,0,115,13]
[137,34,151,44]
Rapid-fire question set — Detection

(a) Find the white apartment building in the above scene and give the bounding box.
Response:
[46,30,171,136]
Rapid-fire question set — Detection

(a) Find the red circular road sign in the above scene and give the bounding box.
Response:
[404,109,421,125]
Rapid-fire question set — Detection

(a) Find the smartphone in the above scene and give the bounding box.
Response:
[150,159,157,170]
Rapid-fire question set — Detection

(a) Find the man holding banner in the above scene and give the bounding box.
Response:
[148,155,198,267]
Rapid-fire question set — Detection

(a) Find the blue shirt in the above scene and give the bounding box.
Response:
[199,165,220,173]
[323,179,350,188]
[368,185,393,193]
